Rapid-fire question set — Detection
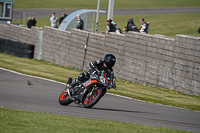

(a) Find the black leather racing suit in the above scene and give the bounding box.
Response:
[69,60,114,89]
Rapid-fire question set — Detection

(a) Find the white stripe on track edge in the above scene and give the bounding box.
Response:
[1,67,199,112]
[0,67,66,85]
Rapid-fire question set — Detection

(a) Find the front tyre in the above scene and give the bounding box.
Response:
[82,87,104,108]
[59,88,73,105]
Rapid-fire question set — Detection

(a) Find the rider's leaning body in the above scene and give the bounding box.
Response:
[68,54,116,95]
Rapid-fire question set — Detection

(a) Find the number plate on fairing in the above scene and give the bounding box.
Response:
[84,79,97,88]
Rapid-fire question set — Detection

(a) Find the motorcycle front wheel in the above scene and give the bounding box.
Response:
[82,87,104,108]
[59,88,73,105]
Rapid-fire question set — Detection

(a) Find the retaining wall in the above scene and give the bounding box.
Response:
[0,24,199,96]
[0,24,40,58]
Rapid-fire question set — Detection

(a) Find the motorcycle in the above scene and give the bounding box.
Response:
[59,69,116,108]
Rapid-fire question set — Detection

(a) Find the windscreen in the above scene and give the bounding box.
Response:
[104,70,112,83]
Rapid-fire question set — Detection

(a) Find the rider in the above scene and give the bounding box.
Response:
[68,54,116,96]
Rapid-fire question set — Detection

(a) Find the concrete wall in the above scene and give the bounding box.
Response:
[0,24,199,96]
[0,24,40,58]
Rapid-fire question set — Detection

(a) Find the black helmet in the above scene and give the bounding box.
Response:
[104,54,116,68]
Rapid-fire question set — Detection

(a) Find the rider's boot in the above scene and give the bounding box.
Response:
[67,72,89,97]
[67,78,81,97]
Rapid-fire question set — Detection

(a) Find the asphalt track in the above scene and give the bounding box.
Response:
[13,7,200,19]
[0,68,200,132]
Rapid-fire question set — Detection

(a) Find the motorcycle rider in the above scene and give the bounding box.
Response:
[67,54,116,96]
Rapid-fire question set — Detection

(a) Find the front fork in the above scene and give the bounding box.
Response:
[64,77,73,97]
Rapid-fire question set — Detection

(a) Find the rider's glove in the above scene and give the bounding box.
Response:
[94,68,101,75]
[96,69,101,75]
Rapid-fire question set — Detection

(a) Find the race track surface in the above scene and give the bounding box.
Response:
[0,69,200,132]
[13,7,200,19]
[0,68,200,132]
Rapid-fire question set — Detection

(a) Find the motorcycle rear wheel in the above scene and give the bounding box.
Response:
[82,87,104,108]
[59,88,73,105]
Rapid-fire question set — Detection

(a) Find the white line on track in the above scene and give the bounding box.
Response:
[1,67,199,112]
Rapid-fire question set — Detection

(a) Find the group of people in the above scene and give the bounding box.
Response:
[28,11,149,34]
[50,12,68,28]
[27,17,37,29]
[26,12,68,29]
[106,18,149,34]
[50,12,84,30]
[49,11,149,34]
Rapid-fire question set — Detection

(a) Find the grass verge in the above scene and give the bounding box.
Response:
[13,13,200,37]
[0,107,194,133]
[0,53,199,111]
[13,0,200,9]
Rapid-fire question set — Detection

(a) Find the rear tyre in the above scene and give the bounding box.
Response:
[82,87,104,108]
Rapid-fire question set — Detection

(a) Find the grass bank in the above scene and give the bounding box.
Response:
[13,0,200,9]
[0,107,194,133]
[0,53,199,111]
[13,13,200,37]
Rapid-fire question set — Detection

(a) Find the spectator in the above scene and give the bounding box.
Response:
[50,12,58,28]
[27,17,32,29]
[31,16,37,27]
[106,19,116,34]
[139,18,148,33]
[75,14,84,30]
[109,19,122,34]
[59,12,67,25]
[124,18,138,32]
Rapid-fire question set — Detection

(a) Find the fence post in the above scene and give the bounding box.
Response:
[37,29,43,60]
[22,12,25,26]
[81,33,90,71]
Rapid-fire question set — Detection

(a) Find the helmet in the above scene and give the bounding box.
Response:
[104,54,116,68]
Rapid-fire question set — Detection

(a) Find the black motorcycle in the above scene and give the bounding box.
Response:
[59,70,116,108]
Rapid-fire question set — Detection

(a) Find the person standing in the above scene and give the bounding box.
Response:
[59,13,67,25]
[31,16,37,27]
[27,17,32,29]
[106,19,116,34]
[50,12,58,28]
[75,14,84,30]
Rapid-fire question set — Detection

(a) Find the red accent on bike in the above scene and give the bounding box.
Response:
[60,88,68,100]
[84,80,98,88]
[104,73,111,83]
[84,89,99,105]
